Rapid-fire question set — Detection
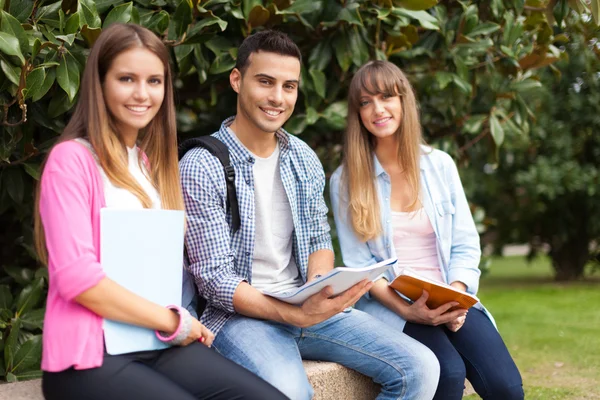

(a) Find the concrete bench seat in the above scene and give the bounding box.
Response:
[0,361,475,399]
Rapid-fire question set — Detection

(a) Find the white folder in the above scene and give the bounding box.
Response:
[100,209,185,355]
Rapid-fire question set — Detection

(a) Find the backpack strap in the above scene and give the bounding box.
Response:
[179,136,241,233]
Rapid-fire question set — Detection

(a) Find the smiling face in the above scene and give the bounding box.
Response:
[358,88,403,141]
[230,51,301,136]
[102,47,165,145]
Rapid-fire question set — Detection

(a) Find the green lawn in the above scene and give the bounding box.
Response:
[464,256,600,400]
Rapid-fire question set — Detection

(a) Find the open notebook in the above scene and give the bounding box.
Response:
[101,209,185,355]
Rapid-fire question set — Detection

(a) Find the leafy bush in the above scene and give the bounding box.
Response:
[1,0,596,381]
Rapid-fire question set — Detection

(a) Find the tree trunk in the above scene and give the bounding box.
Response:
[550,237,589,281]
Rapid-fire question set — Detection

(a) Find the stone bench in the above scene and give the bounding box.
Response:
[0,361,475,399]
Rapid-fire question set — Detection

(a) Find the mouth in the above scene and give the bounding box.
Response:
[373,117,392,126]
[125,105,151,114]
[260,107,284,118]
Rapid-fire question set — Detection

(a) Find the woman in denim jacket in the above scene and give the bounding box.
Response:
[330,60,523,400]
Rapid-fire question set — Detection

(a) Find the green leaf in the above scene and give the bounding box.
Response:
[348,28,369,67]
[4,265,33,287]
[103,2,134,28]
[11,335,42,373]
[3,168,24,204]
[308,39,332,71]
[172,0,193,38]
[1,11,29,55]
[452,74,472,94]
[0,32,25,65]
[32,67,55,102]
[510,78,542,93]
[394,9,439,30]
[4,318,21,371]
[141,10,170,34]
[24,67,45,100]
[463,114,487,134]
[435,71,453,89]
[48,85,76,117]
[208,53,235,75]
[333,33,352,72]
[309,69,326,99]
[489,113,504,146]
[276,0,321,14]
[96,0,123,14]
[16,278,44,316]
[80,25,102,46]
[56,51,80,102]
[36,2,61,29]
[9,0,34,23]
[6,372,17,382]
[322,101,348,130]
[306,107,319,125]
[0,285,12,310]
[247,5,270,28]
[64,13,80,35]
[592,0,600,25]
[185,13,228,43]
[20,310,44,331]
[393,0,438,11]
[284,114,307,135]
[77,0,101,29]
[466,22,501,37]
[0,59,21,85]
[55,33,76,46]
[338,3,362,26]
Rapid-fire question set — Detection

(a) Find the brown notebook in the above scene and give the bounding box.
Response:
[388,270,479,310]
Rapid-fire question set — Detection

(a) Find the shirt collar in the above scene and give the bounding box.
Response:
[373,145,430,176]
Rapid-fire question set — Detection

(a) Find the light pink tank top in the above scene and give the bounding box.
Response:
[391,208,444,283]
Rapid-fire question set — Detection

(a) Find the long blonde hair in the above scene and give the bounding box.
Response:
[34,23,183,265]
[342,60,424,242]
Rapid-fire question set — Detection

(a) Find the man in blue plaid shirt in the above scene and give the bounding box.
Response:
[180,31,439,400]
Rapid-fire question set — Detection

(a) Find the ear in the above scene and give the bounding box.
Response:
[230,68,242,94]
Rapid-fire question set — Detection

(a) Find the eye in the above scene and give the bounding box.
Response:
[382,93,393,99]
[284,84,296,90]
[359,100,370,107]
[119,76,133,82]
[149,78,162,85]
[259,79,272,85]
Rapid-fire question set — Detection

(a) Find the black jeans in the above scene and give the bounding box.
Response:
[404,308,524,400]
[42,342,287,400]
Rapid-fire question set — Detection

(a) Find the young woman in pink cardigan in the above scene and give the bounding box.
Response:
[35,23,285,400]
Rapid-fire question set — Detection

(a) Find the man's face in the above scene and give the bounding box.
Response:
[230,51,301,135]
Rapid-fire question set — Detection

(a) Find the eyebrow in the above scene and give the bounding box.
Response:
[117,71,164,79]
[254,73,299,85]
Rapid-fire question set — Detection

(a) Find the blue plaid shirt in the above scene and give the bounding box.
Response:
[180,117,333,335]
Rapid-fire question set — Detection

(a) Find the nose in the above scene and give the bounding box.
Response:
[267,86,283,106]
[373,99,384,115]
[133,82,149,102]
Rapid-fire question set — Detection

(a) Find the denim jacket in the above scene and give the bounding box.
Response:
[330,146,494,322]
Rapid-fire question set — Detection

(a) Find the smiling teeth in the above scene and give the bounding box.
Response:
[127,106,149,112]
[264,109,280,116]
[375,117,391,123]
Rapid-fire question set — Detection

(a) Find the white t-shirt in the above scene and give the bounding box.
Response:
[228,131,302,294]
[76,138,161,209]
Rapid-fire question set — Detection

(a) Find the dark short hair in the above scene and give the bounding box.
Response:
[235,30,302,73]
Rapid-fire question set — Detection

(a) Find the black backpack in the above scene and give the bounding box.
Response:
[178,135,241,317]
[178,135,241,233]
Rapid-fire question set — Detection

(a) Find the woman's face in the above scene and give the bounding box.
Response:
[358,87,402,141]
[103,47,165,146]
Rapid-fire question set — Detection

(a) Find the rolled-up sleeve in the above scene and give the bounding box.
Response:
[180,152,245,313]
[39,147,105,301]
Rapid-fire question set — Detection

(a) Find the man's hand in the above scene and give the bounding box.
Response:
[291,279,373,328]
[404,290,467,326]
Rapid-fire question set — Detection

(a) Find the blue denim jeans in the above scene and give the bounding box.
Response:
[356,297,523,400]
[213,308,439,400]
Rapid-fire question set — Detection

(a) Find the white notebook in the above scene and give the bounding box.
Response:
[263,258,397,305]
[100,209,185,355]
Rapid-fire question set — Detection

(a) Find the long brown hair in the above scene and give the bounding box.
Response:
[34,23,183,265]
[341,60,425,242]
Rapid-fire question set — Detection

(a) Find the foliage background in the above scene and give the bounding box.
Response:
[0,0,598,382]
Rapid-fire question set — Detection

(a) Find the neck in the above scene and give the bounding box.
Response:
[374,136,401,173]
[229,115,277,158]
[118,126,139,149]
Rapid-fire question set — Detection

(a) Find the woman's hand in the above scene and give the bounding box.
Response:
[445,314,467,332]
[404,290,467,326]
[181,318,215,347]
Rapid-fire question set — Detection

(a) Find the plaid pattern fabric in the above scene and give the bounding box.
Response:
[180,116,333,335]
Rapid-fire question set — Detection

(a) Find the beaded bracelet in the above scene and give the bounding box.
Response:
[155,305,192,346]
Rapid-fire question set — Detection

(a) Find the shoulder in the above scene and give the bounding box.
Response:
[45,140,96,173]
[420,145,456,171]
[330,165,344,189]
[179,134,224,177]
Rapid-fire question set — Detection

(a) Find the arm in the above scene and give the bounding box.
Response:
[444,155,482,294]
[40,146,210,345]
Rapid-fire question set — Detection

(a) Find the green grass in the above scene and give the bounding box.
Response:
[465,256,600,399]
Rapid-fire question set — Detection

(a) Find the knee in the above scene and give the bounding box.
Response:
[438,357,467,392]
[484,381,524,400]
[401,347,440,399]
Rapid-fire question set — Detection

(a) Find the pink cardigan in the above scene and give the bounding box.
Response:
[39,140,107,371]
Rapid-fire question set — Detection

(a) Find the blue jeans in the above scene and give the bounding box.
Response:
[356,297,523,400]
[213,308,439,400]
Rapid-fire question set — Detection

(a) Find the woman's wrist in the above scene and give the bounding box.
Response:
[155,305,192,345]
